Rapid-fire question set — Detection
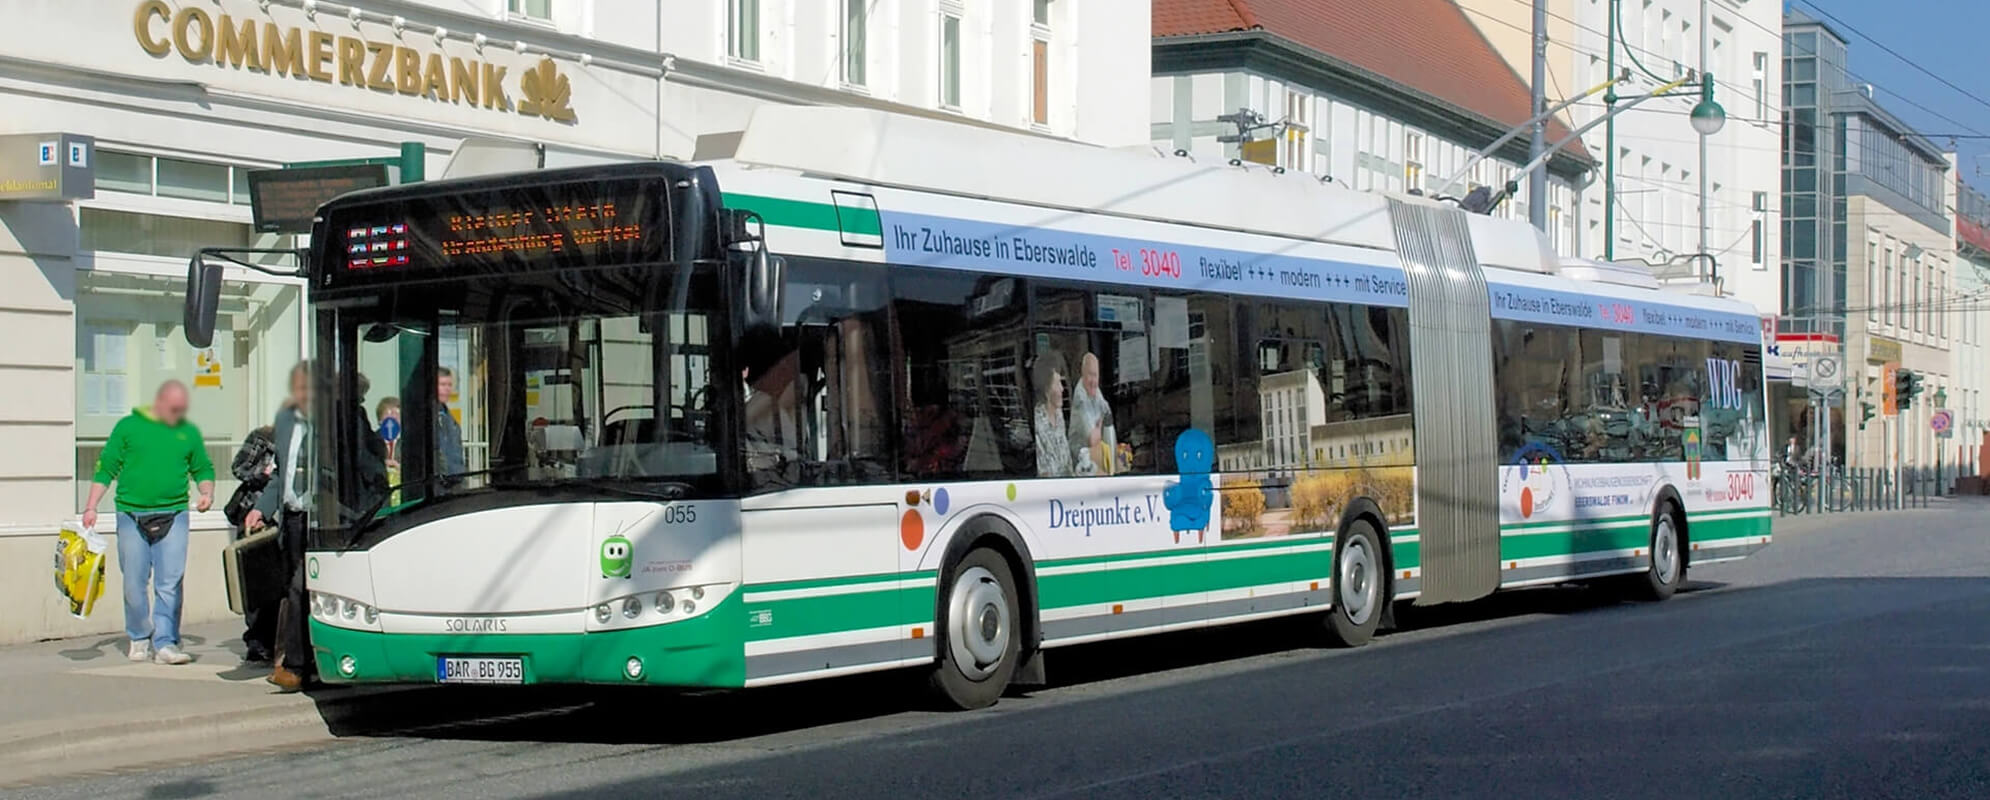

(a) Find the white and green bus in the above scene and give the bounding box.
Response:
[185,107,1771,708]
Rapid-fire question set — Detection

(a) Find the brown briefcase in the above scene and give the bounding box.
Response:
[221,527,281,616]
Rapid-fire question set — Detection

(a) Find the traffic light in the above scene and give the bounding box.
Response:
[1896,368,1924,410]
[1860,401,1876,430]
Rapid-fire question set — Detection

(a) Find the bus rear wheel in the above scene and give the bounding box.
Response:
[1323,519,1385,647]
[1628,501,1685,601]
[928,548,1021,710]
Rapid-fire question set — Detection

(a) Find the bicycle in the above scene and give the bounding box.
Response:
[1773,462,1814,514]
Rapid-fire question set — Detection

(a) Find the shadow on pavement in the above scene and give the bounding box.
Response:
[306,578,1731,747]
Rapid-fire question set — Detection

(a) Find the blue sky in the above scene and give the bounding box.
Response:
[1797,0,1990,198]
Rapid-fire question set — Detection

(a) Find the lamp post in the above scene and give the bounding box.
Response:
[1602,0,1726,263]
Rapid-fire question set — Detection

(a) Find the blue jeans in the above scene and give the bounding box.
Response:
[116,511,190,648]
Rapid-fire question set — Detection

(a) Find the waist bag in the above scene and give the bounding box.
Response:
[127,512,178,545]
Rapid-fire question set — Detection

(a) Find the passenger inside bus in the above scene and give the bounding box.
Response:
[742,330,803,487]
[1031,351,1080,478]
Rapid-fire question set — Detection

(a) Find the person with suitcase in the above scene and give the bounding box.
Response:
[223,425,277,664]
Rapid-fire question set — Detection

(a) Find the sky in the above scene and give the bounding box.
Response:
[1798,0,1990,200]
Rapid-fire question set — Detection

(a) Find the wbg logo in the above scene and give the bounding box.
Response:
[1705,358,1743,410]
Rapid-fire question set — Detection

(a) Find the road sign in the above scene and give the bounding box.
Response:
[1809,354,1842,387]
[1932,409,1954,438]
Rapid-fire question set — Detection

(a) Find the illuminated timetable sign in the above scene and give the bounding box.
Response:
[324,176,670,281]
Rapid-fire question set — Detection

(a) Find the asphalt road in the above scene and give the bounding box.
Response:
[14,503,1990,800]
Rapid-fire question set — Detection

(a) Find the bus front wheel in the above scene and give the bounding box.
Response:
[1323,519,1385,647]
[928,548,1022,710]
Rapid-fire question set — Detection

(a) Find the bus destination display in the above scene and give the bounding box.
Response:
[331,179,668,276]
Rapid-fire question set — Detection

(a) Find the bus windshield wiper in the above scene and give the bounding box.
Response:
[589,479,695,502]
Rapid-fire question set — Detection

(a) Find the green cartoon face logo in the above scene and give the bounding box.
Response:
[599,535,633,579]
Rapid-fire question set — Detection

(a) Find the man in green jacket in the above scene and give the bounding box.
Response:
[82,381,215,666]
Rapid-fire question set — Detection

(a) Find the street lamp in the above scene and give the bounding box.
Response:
[1689,73,1727,136]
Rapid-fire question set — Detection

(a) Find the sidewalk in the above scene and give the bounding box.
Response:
[0,619,416,788]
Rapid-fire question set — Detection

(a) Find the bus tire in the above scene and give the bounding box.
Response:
[928,547,1022,710]
[1630,501,1686,601]
[1323,518,1385,647]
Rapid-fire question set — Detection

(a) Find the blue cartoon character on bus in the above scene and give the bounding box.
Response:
[1164,429,1215,543]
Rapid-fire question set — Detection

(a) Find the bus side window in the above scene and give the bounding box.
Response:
[744,259,893,491]
[892,270,1033,481]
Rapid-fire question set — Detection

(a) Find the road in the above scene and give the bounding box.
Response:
[13,503,1990,800]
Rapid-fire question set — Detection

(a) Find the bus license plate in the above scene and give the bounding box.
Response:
[436,656,524,684]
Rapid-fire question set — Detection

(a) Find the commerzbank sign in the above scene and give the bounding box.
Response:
[130,1,576,123]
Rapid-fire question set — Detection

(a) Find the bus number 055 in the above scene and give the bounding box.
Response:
[662,506,697,524]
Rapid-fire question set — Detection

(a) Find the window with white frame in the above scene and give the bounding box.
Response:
[1031,3,1050,127]
[507,0,550,21]
[728,0,760,63]
[939,3,962,108]
[841,0,868,87]
[1404,131,1424,194]
[1282,90,1309,172]
[1752,52,1768,121]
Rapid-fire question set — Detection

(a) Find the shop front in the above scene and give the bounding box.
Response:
[0,0,668,643]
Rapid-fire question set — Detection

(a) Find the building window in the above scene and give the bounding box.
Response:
[939,7,961,108]
[1031,39,1049,126]
[1033,0,1050,26]
[91,149,262,206]
[841,0,868,87]
[1404,131,1424,193]
[728,0,760,62]
[1283,91,1310,172]
[507,0,551,21]
[1882,247,1894,328]
[1752,52,1768,120]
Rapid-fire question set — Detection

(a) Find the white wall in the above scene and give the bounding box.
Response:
[1568,0,1783,316]
[1149,70,1582,255]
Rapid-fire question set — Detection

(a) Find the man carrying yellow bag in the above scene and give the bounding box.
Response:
[53,522,109,618]
[82,381,215,666]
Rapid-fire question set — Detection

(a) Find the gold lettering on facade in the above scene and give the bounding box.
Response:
[394,46,422,94]
[365,42,394,91]
[262,23,304,78]
[133,1,169,57]
[217,16,262,71]
[128,3,575,123]
[449,56,479,106]
[171,7,214,63]
[422,53,448,100]
[306,30,334,82]
[482,63,510,111]
[336,36,365,85]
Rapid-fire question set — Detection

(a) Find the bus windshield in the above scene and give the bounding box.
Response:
[314,262,727,545]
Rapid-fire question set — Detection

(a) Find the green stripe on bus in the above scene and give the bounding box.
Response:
[745,584,937,642]
[748,570,936,594]
[1037,534,1336,570]
[740,513,1771,643]
[722,193,863,234]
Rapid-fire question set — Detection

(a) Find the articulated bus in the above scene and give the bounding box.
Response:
[185,107,1770,708]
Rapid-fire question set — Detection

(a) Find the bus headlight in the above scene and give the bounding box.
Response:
[621,597,642,619]
[653,591,674,615]
[341,599,359,620]
[339,655,358,677]
[593,604,612,624]
[624,656,644,680]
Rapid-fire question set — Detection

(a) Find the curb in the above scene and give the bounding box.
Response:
[0,685,426,787]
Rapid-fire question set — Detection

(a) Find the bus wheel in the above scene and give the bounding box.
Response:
[929,548,1021,710]
[1630,502,1685,601]
[1324,519,1385,647]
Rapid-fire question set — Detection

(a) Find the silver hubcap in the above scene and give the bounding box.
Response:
[1339,538,1377,625]
[1653,516,1680,585]
[947,566,1011,681]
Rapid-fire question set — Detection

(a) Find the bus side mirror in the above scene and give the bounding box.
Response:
[183,252,225,348]
[739,248,785,331]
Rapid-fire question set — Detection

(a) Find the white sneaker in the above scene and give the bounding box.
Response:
[153,645,192,665]
[128,641,151,662]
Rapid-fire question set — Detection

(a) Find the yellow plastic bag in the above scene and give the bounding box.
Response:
[52,522,109,619]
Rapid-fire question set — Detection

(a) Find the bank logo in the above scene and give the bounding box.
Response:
[519,58,576,122]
